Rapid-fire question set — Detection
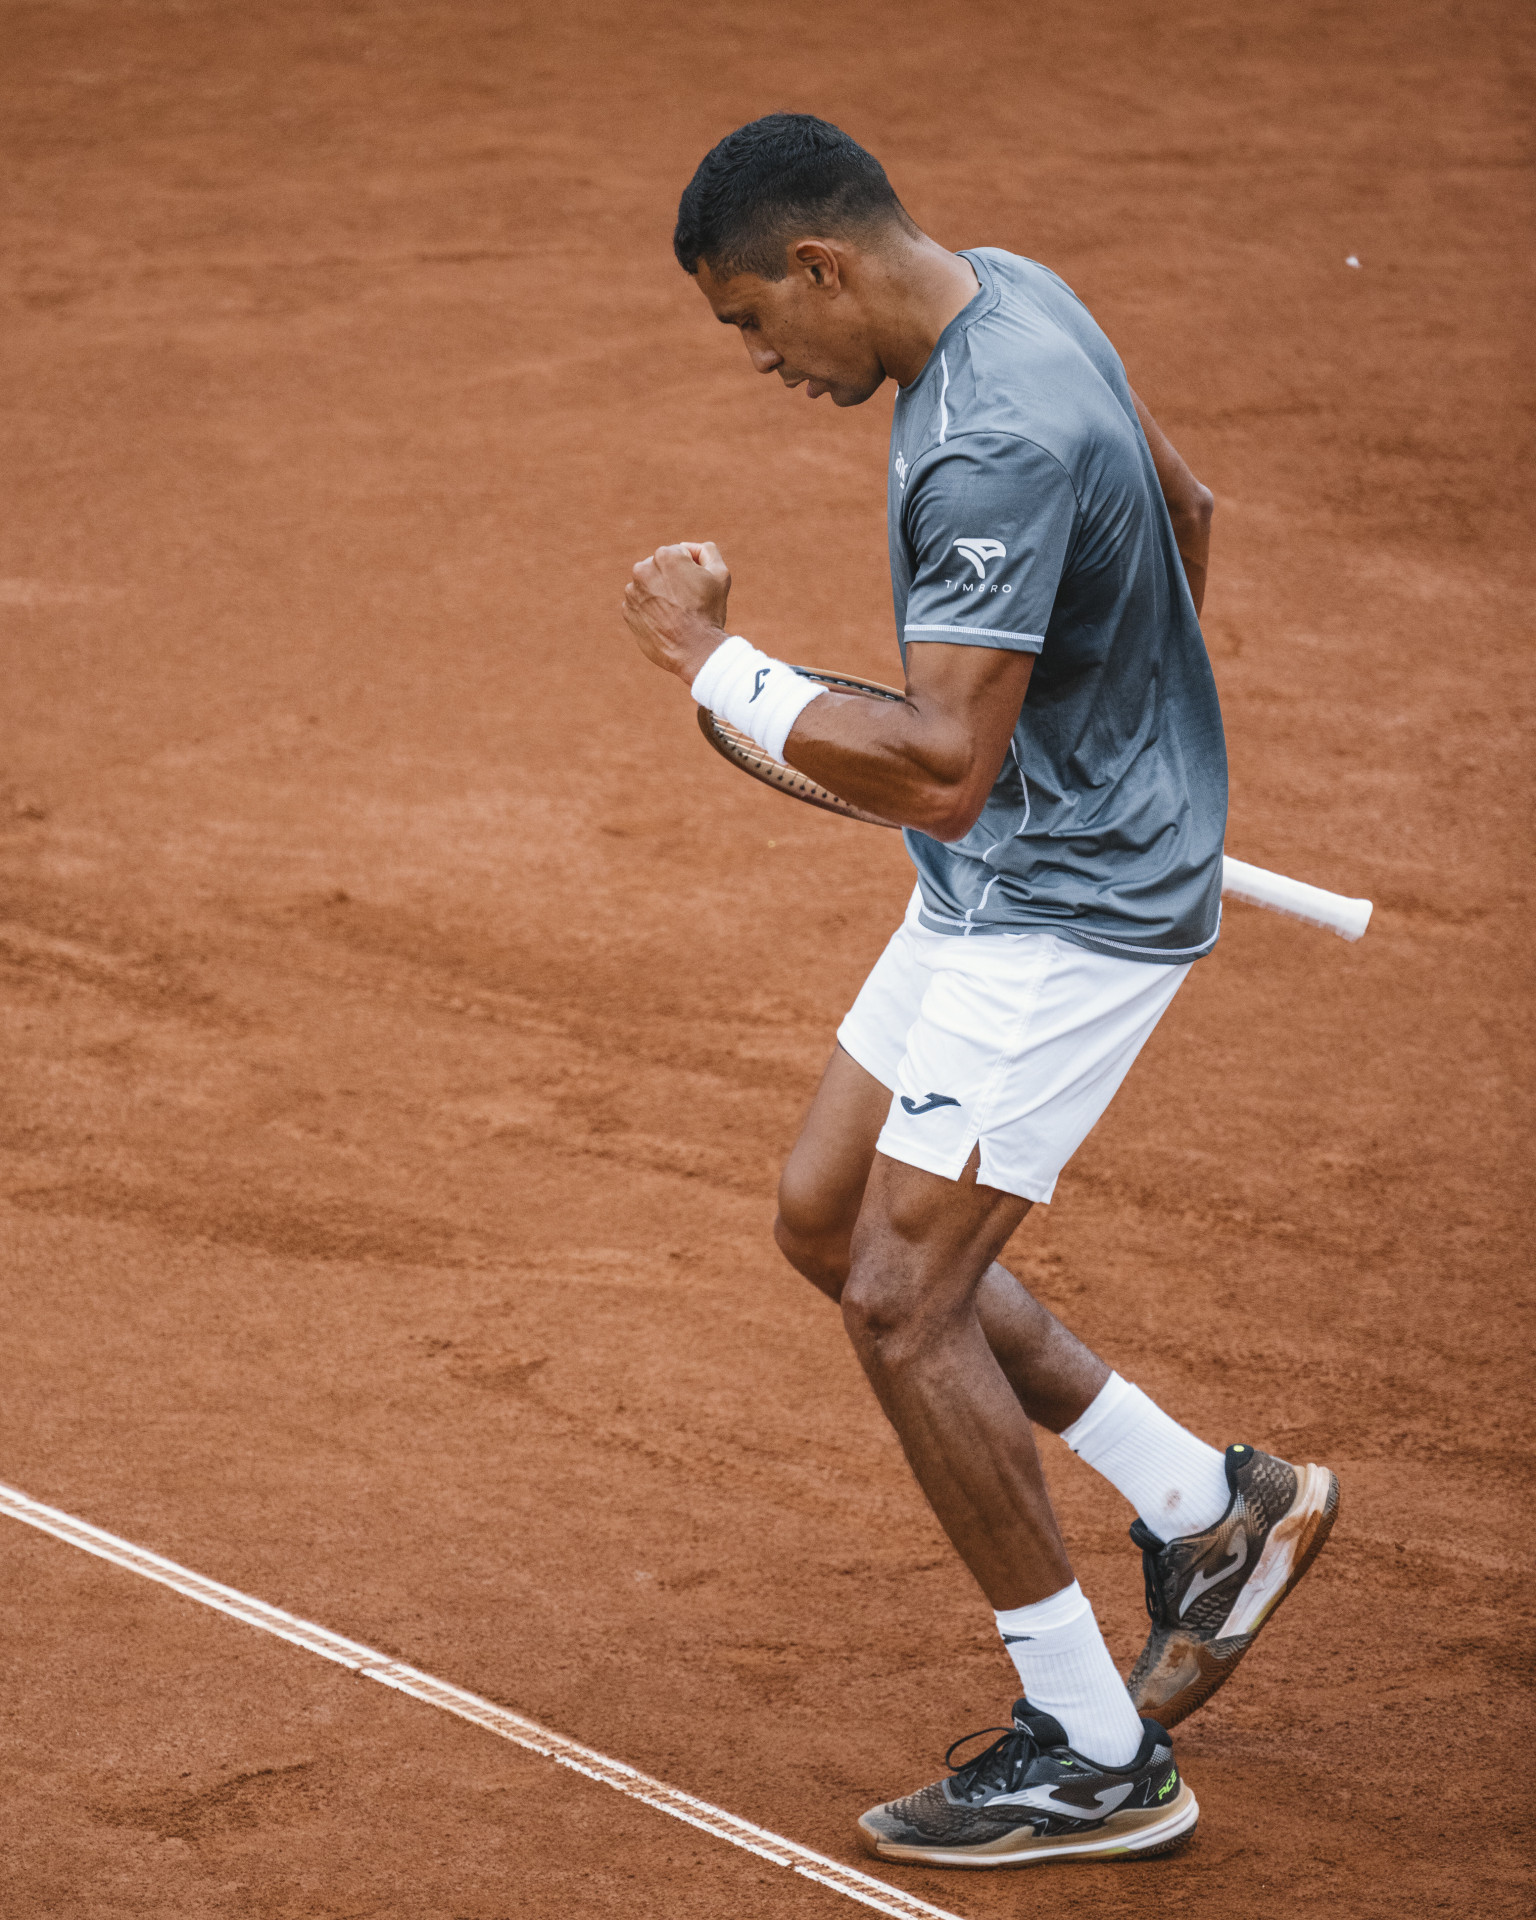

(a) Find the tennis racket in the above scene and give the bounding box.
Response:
[697,667,1373,942]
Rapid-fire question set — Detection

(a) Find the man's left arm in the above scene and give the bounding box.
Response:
[1130,389,1214,616]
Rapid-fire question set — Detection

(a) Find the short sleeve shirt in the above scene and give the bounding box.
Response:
[888,249,1228,961]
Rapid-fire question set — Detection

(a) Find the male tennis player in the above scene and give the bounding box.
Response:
[622,114,1337,1871]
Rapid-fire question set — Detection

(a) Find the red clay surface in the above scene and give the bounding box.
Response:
[2,3,1531,1915]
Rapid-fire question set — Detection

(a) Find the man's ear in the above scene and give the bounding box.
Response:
[790,239,844,294]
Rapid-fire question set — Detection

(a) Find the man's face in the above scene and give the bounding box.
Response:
[695,249,887,408]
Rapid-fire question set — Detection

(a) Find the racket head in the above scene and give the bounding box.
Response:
[695,667,903,829]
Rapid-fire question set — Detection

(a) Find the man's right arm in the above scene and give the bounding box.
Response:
[620,542,1032,841]
[624,436,1070,840]
[1130,389,1213,616]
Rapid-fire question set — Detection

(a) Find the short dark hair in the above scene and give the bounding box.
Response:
[674,113,909,280]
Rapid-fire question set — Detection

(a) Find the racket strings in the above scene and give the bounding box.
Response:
[708,719,846,799]
[697,670,902,828]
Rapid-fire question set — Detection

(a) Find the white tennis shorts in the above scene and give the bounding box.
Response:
[836,890,1190,1204]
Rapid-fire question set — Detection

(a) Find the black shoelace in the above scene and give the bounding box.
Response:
[1129,1518,1170,1626]
[944,1723,1043,1800]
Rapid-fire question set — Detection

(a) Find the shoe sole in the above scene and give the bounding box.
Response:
[855,1783,1199,1870]
[1139,1462,1340,1729]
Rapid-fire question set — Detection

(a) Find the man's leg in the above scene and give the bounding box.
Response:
[780,1043,1337,1739]
[840,1146,1146,1766]
[777,1046,1230,1525]
[849,1150,1197,1864]
[776,1048,1111,1429]
[840,1147,1065,1608]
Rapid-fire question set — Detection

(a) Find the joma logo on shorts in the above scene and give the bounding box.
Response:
[900,1092,961,1116]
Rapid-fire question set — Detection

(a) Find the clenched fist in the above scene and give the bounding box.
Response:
[622,542,732,682]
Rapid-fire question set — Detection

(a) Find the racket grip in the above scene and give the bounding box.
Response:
[1221,855,1373,941]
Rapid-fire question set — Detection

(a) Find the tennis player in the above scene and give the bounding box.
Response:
[622,114,1337,1870]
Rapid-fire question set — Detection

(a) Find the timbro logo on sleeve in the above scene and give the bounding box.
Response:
[949,537,1011,593]
[953,537,1006,576]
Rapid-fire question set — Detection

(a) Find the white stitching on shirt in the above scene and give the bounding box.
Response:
[938,350,950,444]
[904,623,1045,645]
[964,740,1030,934]
[1053,927,1218,956]
[916,902,1218,956]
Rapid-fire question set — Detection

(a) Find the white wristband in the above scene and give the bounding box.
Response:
[690,635,825,764]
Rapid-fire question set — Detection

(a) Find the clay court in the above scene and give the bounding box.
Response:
[2,2,1531,1914]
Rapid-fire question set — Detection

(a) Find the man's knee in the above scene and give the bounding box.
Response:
[841,1249,949,1376]
[773,1165,854,1302]
[772,1212,846,1301]
[842,1156,1021,1372]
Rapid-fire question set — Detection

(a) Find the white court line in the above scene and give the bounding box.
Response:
[0,1480,964,1920]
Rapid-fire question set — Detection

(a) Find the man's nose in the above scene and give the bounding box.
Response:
[747,343,783,375]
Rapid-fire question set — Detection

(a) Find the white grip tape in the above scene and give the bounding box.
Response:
[1222,855,1373,941]
[691,636,825,765]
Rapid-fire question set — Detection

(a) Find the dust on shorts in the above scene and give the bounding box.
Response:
[836,890,1191,1204]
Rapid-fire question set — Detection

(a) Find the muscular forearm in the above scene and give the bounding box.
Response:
[784,642,1035,840]
[783,690,989,839]
[680,625,990,836]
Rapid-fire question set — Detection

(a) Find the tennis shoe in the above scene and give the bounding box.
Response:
[855,1702,1197,1869]
[1127,1441,1339,1727]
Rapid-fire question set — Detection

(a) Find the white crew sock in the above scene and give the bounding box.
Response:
[994,1581,1143,1767]
[1060,1372,1231,1542]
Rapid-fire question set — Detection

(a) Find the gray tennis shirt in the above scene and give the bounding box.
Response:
[889,248,1227,961]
